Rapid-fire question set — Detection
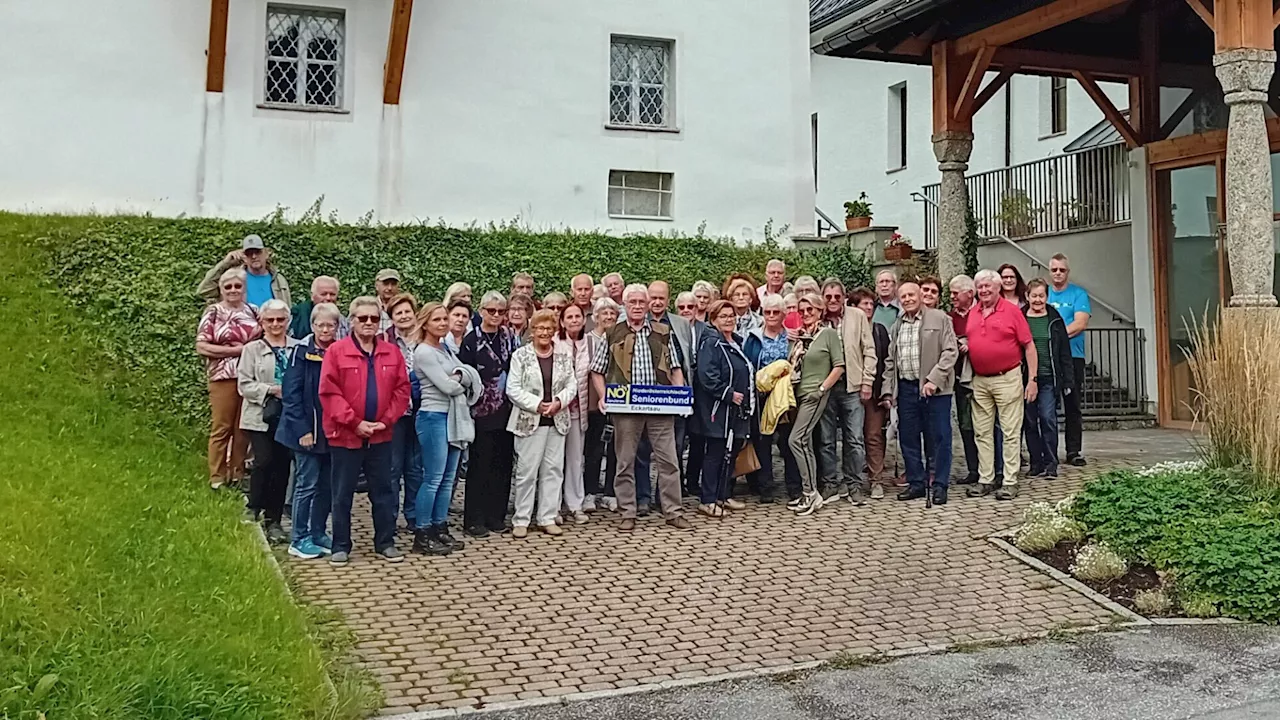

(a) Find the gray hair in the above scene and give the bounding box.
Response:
[793,275,819,294]
[592,284,607,299]
[311,302,341,325]
[621,283,649,303]
[602,272,624,285]
[691,280,716,295]
[760,293,786,312]
[219,267,246,287]
[310,275,339,294]
[949,274,975,293]
[974,269,1002,287]
[348,295,381,317]
[766,258,786,271]
[259,298,291,319]
[592,297,620,319]
[479,290,506,308]
[875,269,898,283]
[543,291,568,306]
[675,291,696,306]
[442,281,472,307]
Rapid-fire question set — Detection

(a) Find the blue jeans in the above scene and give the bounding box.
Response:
[330,443,397,555]
[896,379,953,491]
[818,384,866,493]
[390,415,424,527]
[415,411,461,528]
[290,450,331,543]
[1023,379,1059,472]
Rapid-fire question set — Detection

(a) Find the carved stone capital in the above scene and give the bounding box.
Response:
[1214,49,1276,105]
[932,131,974,168]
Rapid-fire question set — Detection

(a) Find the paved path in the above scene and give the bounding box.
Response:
[288,429,1199,715]
[484,625,1280,720]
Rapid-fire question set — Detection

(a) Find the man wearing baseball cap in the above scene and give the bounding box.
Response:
[198,234,292,308]
[374,269,401,333]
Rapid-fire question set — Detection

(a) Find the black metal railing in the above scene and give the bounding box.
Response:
[1078,328,1148,416]
[922,144,1131,247]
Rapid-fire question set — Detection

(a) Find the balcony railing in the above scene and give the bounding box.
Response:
[922,144,1131,248]
[1079,328,1148,416]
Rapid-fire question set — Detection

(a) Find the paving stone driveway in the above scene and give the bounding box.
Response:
[288,429,1198,715]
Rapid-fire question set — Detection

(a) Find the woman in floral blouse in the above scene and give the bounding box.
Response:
[196,267,261,490]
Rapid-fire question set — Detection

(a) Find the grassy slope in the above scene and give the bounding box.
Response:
[0,215,373,719]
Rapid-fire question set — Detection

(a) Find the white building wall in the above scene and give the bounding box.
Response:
[812,54,1129,244]
[0,0,814,240]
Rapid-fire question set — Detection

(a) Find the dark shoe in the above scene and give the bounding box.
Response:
[637,505,651,517]
[1045,465,1059,479]
[995,485,1020,500]
[413,528,451,556]
[955,473,979,485]
[355,478,369,494]
[619,518,636,532]
[1028,466,1047,479]
[486,521,509,534]
[1069,455,1087,467]
[897,487,927,501]
[994,475,1005,488]
[264,520,288,545]
[436,523,465,551]
[932,486,948,505]
[665,516,694,531]
[967,483,996,497]
[464,525,490,538]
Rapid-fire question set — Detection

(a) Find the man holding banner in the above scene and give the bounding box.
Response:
[591,284,695,533]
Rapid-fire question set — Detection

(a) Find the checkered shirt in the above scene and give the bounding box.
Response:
[895,312,922,381]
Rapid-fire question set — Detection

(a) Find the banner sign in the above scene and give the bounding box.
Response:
[604,384,693,416]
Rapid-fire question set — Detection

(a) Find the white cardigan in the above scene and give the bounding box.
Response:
[505,342,577,437]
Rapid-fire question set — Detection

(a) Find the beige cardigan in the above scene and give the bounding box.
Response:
[838,306,879,393]
[882,308,959,398]
[237,337,300,431]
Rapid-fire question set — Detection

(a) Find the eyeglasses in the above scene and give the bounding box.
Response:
[823,293,842,300]
[222,283,243,290]
[1050,268,1068,273]
[676,304,696,310]
[354,314,380,323]
[801,306,821,314]
[532,325,556,333]
[313,322,337,330]
[482,307,508,315]
[263,317,287,324]
[763,309,783,315]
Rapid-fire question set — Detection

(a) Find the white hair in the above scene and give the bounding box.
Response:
[479,290,506,308]
[675,291,696,306]
[219,267,246,287]
[793,275,819,294]
[875,269,898,283]
[949,274,975,293]
[311,302,341,325]
[691,280,716,295]
[766,258,786,271]
[621,283,649,303]
[974,269,1002,287]
[760,293,786,312]
[259,298,291,319]
[310,275,339,294]
[602,272,624,285]
[348,295,381,316]
[592,297,620,319]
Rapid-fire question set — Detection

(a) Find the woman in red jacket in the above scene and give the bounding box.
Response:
[319,296,412,566]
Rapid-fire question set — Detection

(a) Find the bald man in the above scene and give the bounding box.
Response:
[572,273,595,331]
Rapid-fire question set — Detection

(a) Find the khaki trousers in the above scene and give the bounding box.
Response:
[613,414,683,520]
[208,379,247,486]
[971,368,1024,486]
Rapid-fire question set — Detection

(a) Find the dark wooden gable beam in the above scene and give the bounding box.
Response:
[955,0,1132,56]
[1072,70,1141,147]
[382,0,414,104]
[206,0,230,92]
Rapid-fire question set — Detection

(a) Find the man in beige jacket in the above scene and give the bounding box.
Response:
[817,280,878,505]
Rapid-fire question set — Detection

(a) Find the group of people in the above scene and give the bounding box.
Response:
[195,235,1093,565]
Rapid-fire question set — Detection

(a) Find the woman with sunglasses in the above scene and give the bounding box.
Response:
[458,291,520,537]
[237,298,299,543]
[744,293,799,503]
[787,292,845,517]
[196,267,261,491]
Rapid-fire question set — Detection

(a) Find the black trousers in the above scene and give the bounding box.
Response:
[1062,357,1086,457]
[247,424,291,522]
[955,384,980,480]
[584,411,617,497]
[463,425,514,532]
[684,432,706,497]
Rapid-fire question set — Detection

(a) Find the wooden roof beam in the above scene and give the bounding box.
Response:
[889,22,940,56]
[1158,88,1203,139]
[205,0,230,92]
[952,46,997,120]
[382,0,414,104]
[971,68,1016,116]
[954,0,1132,56]
[1184,0,1214,29]
[1072,70,1141,147]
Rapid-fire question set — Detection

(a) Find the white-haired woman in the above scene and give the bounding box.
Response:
[196,267,261,490]
[691,280,717,323]
[458,290,519,537]
[583,298,620,511]
[792,275,820,298]
[238,298,299,542]
[723,275,762,336]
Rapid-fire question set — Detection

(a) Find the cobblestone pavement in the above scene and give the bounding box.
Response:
[287,429,1198,715]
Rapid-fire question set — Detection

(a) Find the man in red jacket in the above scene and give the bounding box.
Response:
[320,296,412,565]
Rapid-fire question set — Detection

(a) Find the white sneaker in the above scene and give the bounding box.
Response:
[601,496,618,512]
[870,484,885,500]
[573,510,589,525]
[582,495,597,513]
[796,492,824,517]
[786,497,804,510]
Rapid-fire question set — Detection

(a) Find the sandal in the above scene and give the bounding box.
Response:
[697,504,724,518]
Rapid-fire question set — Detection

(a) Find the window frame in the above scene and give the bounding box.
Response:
[607,170,675,220]
[606,36,677,132]
[886,82,908,172]
[261,4,348,113]
[1050,76,1068,136]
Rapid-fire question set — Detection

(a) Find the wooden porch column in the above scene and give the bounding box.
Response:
[1213,0,1277,306]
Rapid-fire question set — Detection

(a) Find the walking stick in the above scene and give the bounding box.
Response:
[718,425,735,519]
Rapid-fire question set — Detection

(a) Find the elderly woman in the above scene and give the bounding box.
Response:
[851,287,893,498]
[382,293,424,530]
[442,281,473,309]
[788,292,845,517]
[691,280,717,323]
[413,301,472,555]
[507,310,576,537]
[444,298,472,354]
[693,301,754,517]
[458,291,520,537]
[542,291,569,315]
[278,302,340,559]
[508,292,533,343]
[557,303,593,523]
[583,298,620,512]
[745,293,800,503]
[238,299,298,542]
[196,267,261,490]
[675,291,707,337]
[723,275,762,336]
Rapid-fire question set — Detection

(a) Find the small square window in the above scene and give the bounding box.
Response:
[609,37,673,129]
[608,171,673,219]
[264,6,346,110]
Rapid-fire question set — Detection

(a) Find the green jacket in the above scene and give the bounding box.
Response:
[197,256,292,307]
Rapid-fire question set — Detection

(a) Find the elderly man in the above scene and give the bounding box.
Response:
[510,272,536,300]
[758,259,786,300]
[1047,253,1091,467]
[373,269,401,334]
[290,275,348,340]
[571,273,596,332]
[966,269,1037,500]
[882,282,958,505]
[320,296,412,564]
[602,272,625,305]
[198,234,292,308]
[815,279,877,504]
[590,284,693,532]
[872,270,902,328]
[949,274,981,485]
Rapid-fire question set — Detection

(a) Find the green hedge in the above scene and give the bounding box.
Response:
[30,214,872,431]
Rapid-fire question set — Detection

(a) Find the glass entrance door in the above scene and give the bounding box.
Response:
[1155,163,1223,423]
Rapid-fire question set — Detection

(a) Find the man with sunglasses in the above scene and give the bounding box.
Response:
[1047,253,1091,467]
[198,234,292,309]
[816,279,877,505]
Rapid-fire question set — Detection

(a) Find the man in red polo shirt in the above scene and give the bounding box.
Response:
[965,269,1038,500]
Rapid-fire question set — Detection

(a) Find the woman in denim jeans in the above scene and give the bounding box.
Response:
[412,302,473,556]
[381,293,424,530]
[1022,279,1075,479]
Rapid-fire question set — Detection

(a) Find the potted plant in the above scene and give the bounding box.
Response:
[884,232,913,262]
[843,193,873,230]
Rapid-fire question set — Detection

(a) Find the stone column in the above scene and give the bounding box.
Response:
[1214,48,1278,307]
[932,130,974,285]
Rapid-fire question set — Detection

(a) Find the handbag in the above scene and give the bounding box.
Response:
[733,442,761,477]
[262,395,283,424]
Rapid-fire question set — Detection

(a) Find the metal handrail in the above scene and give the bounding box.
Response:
[988,233,1135,326]
[815,206,843,233]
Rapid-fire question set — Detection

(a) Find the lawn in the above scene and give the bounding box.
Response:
[0,215,376,719]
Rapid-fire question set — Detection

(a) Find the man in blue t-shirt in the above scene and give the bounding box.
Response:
[197,234,293,309]
[1047,253,1091,467]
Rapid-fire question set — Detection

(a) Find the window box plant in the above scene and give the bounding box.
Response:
[884,232,913,262]
[843,193,873,231]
